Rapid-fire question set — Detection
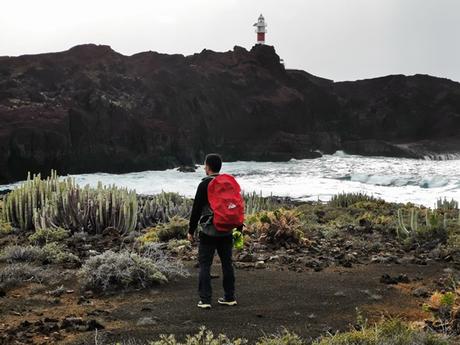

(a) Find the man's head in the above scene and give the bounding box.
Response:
[204,153,222,175]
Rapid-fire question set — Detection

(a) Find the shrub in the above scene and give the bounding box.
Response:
[150,326,247,345]
[78,250,168,292]
[0,219,12,235]
[40,242,80,265]
[28,227,69,245]
[0,243,80,266]
[0,245,43,263]
[249,209,305,249]
[166,239,190,251]
[329,193,381,208]
[423,291,456,322]
[142,243,190,279]
[256,329,304,345]
[0,264,48,289]
[313,318,450,345]
[140,216,188,243]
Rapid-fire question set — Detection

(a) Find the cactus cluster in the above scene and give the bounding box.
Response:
[2,171,138,234]
[436,197,459,210]
[329,192,380,208]
[244,192,276,215]
[138,192,193,228]
[397,207,452,239]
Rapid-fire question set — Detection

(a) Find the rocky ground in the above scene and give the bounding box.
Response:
[0,256,455,345]
[1,193,460,344]
[0,225,458,344]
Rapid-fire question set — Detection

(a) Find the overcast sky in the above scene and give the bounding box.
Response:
[1,0,459,82]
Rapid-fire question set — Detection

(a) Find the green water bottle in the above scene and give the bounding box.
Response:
[232,229,244,250]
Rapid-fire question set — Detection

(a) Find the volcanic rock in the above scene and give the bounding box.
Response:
[1,44,459,183]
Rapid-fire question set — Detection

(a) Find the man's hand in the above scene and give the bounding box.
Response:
[187,233,194,243]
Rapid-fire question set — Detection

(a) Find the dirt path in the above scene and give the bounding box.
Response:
[68,262,449,344]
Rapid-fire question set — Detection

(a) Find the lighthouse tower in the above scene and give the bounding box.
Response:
[253,14,267,44]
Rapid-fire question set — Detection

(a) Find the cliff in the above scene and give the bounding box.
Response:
[0,44,459,183]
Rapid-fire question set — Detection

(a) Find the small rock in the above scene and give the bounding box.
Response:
[61,317,84,330]
[238,252,255,263]
[380,273,410,285]
[177,165,197,173]
[412,287,430,298]
[86,319,104,331]
[83,290,94,298]
[370,294,383,301]
[255,261,266,269]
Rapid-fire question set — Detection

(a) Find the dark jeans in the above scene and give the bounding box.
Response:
[198,232,235,304]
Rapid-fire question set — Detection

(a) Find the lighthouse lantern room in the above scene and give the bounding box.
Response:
[253,14,267,44]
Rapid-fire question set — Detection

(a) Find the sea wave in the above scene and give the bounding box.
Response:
[334,174,450,188]
[1,154,459,207]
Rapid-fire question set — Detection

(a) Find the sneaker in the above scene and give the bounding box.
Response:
[197,301,211,309]
[217,297,237,306]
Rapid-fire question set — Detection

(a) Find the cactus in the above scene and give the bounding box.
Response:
[397,206,456,242]
[244,191,276,215]
[2,170,138,234]
[137,192,193,228]
[436,197,458,210]
[329,192,380,208]
[396,209,410,238]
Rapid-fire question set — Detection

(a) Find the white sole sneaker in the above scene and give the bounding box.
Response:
[197,302,212,309]
[218,299,237,306]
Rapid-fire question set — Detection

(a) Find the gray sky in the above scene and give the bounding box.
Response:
[1,0,459,82]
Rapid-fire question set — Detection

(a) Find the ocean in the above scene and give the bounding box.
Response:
[1,152,459,207]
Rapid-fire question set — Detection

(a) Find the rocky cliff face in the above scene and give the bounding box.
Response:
[0,44,459,183]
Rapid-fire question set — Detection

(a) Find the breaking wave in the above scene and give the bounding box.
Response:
[1,154,459,207]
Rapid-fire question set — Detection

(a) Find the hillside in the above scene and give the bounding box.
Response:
[0,44,459,183]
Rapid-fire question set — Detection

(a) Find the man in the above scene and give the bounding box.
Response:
[188,153,243,309]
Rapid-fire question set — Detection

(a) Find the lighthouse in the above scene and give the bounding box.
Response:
[253,14,267,44]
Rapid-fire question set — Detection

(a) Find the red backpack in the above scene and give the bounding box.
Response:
[207,174,245,232]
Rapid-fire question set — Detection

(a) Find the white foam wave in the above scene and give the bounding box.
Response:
[1,154,459,207]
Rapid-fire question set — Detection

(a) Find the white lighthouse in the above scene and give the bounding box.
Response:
[253,14,267,45]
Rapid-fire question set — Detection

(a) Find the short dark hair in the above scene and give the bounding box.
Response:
[205,153,222,173]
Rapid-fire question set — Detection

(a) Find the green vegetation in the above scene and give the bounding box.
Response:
[0,243,80,266]
[423,291,457,324]
[328,193,382,208]
[111,320,451,345]
[437,198,459,211]
[0,220,12,235]
[396,204,460,245]
[149,326,247,345]
[139,216,189,243]
[78,250,168,292]
[2,171,138,234]
[138,192,193,227]
[244,192,278,215]
[28,227,69,245]
[247,209,305,249]
[313,319,450,345]
[0,263,49,289]
[256,329,304,345]
[40,242,80,265]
